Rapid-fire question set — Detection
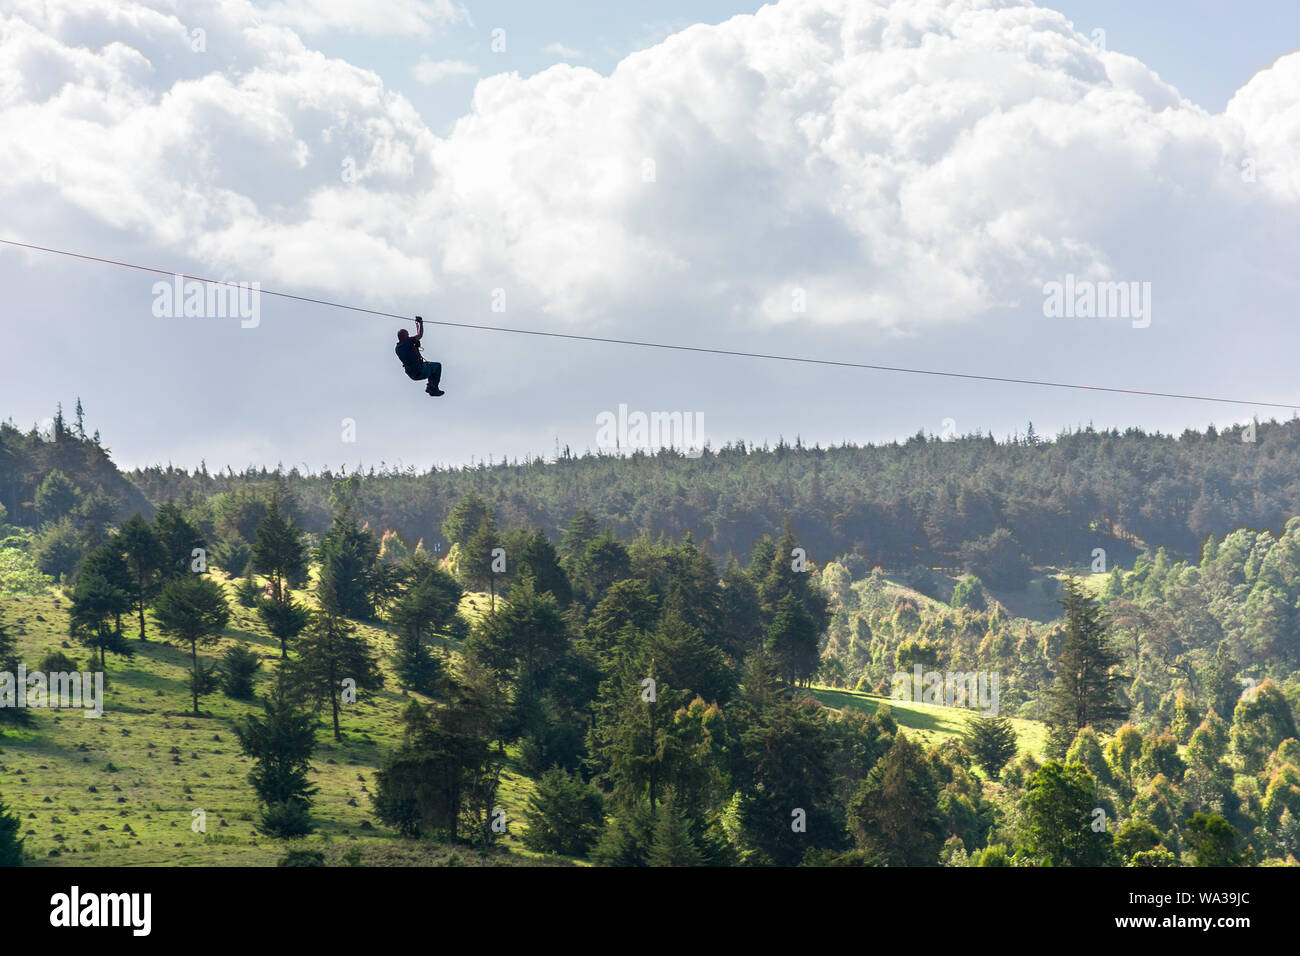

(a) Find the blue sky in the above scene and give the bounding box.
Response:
[2,0,1298,473]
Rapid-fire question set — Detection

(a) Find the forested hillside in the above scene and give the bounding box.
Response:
[121,418,1300,581]
[0,410,152,530]
[2,406,1299,867]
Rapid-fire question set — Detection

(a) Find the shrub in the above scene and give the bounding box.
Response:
[39,650,80,673]
[32,517,84,581]
[234,575,262,608]
[951,575,987,611]
[0,536,53,595]
[277,848,325,866]
[260,800,315,839]
[522,767,605,857]
[212,537,253,577]
[219,644,262,700]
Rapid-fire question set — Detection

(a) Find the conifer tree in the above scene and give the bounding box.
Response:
[117,514,165,639]
[848,735,944,866]
[0,792,23,866]
[252,493,307,605]
[68,542,134,668]
[962,713,1018,777]
[463,517,502,611]
[442,492,491,550]
[257,596,310,660]
[154,574,230,715]
[234,673,318,838]
[288,584,382,741]
[522,767,605,856]
[1045,577,1127,757]
[0,615,31,734]
[387,552,462,693]
[648,792,702,867]
[517,529,572,605]
[316,508,380,620]
[152,502,205,580]
[219,644,262,700]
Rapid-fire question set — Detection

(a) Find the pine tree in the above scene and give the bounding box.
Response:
[517,529,572,605]
[152,502,205,580]
[154,574,231,715]
[234,674,318,838]
[32,516,84,581]
[559,509,600,566]
[463,517,502,610]
[378,528,410,565]
[371,676,501,842]
[68,542,134,668]
[458,663,508,855]
[0,615,32,734]
[766,592,820,686]
[252,494,307,605]
[256,596,310,660]
[648,793,702,867]
[586,650,677,818]
[1045,577,1127,757]
[729,651,839,865]
[287,604,382,741]
[117,514,165,639]
[0,792,23,866]
[316,509,380,620]
[386,551,465,684]
[472,575,568,709]
[387,559,459,695]
[752,524,830,683]
[962,713,1019,777]
[442,492,492,550]
[590,805,654,866]
[847,735,944,866]
[393,627,443,697]
[219,644,262,700]
[522,767,605,856]
[34,471,81,524]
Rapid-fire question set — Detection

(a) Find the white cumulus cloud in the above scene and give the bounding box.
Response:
[2,0,1299,340]
[413,56,477,84]
[542,42,582,59]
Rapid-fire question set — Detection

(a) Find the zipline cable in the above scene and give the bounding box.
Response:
[2,236,1295,412]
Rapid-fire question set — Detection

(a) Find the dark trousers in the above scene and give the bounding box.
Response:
[406,361,441,387]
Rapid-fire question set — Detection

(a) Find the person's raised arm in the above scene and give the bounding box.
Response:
[412,315,425,341]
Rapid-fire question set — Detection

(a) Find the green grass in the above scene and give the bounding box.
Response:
[1070,571,1112,599]
[0,579,551,866]
[809,685,1047,760]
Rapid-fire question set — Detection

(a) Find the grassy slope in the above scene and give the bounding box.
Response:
[0,577,559,867]
[808,686,1047,760]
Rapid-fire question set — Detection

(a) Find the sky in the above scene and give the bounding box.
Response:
[1,0,1298,473]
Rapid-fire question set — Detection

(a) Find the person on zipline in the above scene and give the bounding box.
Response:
[395,316,444,397]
